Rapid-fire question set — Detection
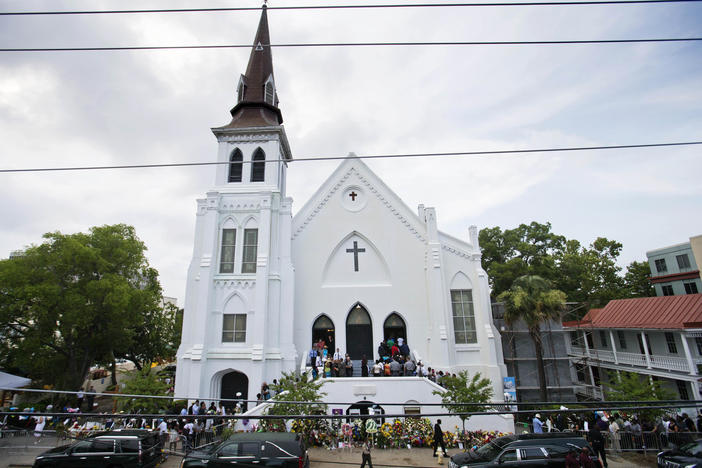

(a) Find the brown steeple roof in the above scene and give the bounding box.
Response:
[221,5,283,128]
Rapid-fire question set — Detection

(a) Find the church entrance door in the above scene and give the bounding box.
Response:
[221,371,248,413]
[383,312,407,344]
[346,304,372,360]
[312,315,335,356]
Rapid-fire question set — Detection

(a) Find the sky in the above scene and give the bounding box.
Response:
[1,0,701,301]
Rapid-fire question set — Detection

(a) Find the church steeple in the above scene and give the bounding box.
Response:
[225,5,283,128]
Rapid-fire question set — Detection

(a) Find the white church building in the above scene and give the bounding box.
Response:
[175,6,510,431]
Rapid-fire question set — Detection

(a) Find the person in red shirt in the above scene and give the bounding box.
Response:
[391,343,400,356]
[579,447,596,468]
[564,449,579,468]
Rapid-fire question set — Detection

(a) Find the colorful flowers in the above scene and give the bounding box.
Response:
[289,417,508,450]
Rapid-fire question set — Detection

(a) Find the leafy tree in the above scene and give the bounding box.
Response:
[264,371,327,430]
[554,237,626,309]
[480,222,642,309]
[432,370,493,438]
[623,260,655,297]
[498,275,566,401]
[604,371,676,420]
[0,224,166,392]
[117,367,170,414]
[479,222,565,297]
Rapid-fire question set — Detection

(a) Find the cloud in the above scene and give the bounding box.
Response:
[0,0,701,298]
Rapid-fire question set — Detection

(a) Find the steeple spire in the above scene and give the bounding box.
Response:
[223,5,283,128]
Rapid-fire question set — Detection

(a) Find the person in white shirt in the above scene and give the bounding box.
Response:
[158,419,168,452]
[333,348,342,360]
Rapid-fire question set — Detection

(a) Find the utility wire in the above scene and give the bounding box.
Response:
[2,37,701,52]
[1,141,700,174]
[2,0,701,16]
[3,387,698,408]
[2,402,701,419]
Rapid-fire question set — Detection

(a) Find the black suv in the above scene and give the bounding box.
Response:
[658,438,702,468]
[449,433,601,467]
[181,432,309,468]
[33,429,162,468]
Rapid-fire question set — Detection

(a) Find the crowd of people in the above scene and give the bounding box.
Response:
[531,409,702,467]
[309,338,460,381]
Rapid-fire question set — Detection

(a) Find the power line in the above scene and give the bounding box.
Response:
[2,37,701,52]
[5,386,696,408]
[1,141,700,174]
[2,0,701,16]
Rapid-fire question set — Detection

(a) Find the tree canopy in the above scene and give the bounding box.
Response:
[432,370,493,435]
[0,224,177,392]
[604,371,676,420]
[480,222,653,310]
[266,371,327,418]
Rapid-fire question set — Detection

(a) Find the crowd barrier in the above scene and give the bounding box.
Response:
[565,429,701,455]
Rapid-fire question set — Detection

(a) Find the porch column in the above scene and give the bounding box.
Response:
[680,331,697,376]
[609,329,619,365]
[641,331,652,369]
[582,330,591,357]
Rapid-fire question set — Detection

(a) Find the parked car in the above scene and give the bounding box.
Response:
[449,433,601,467]
[658,438,702,468]
[181,432,309,468]
[32,429,161,468]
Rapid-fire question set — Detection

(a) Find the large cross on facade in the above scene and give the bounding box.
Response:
[346,241,365,272]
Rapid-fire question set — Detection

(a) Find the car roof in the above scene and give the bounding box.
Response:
[93,429,156,439]
[509,438,587,447]
[516,433,586,441]
[226,432,301,443]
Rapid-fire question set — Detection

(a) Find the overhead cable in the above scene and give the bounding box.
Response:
[4,386,697,407]
[1,141,700,174]
[2,37,701,52]
[2,0,701,16]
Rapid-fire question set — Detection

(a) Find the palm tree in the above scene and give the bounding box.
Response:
[498,275,566,402]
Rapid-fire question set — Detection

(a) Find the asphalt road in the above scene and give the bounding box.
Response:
[0,442,652,468]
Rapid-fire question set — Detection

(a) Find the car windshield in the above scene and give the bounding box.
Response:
[679,441,702,457]
[474,441,503,459]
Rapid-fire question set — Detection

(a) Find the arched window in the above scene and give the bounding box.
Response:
[383,313,406,343]
[251,148,265,182]
[228,149,243,183]
[312,315,335,352]
[346,304,373,360]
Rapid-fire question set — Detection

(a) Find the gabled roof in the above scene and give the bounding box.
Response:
[291,154,428,243]
[563,294,702,330]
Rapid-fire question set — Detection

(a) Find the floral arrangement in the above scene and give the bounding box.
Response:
[288,417,508,450]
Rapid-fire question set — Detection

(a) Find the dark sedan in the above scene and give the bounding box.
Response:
[181,432,309,468]
[658,439,702,468]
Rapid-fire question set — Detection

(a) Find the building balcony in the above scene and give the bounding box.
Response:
[569,346,694,374]
[574,384,603,400]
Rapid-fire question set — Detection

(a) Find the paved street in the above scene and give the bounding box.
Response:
[0,439,652,468]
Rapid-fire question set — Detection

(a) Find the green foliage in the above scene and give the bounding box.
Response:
[0,224,170,391]
[480,222,637,309]
[265,371,327,419]
[479,222,565,297]
[498,275,566,401]
[604,371,676,420]
[432,370,493,432]
[117,367,170,414]
[623,260,655,297]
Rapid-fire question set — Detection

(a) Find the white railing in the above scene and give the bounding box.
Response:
[575,384,603,400]
[650,354,690,373]
[569,347,690,373]
[615,351,649,368]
